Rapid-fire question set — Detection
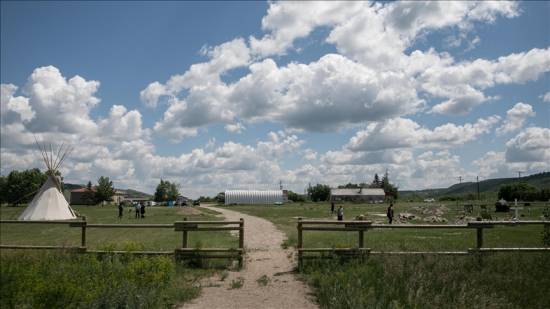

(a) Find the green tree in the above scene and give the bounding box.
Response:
[0,175,7,204]
[95,176,115,203]
[215,192,225,204]
[154,180,179,202]
[287,191,305,202]
[307,184,331,202]
[154,180,168,202]
[81,181,96,205]
[167,182,179,201]
[381,174,399,200]
[371,174,381,188]
[498,183,540,201]
[3,169,48,205]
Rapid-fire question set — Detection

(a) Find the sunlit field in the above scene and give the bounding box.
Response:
[223,201,549,251]
[0,205,237,251]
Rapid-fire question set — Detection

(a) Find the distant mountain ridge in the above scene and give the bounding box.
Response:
[401,172,550,198]
[63,183,152,198]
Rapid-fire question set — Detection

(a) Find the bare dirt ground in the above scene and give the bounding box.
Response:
[181,204,318,309]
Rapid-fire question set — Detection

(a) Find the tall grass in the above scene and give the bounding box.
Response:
[302,253,550,309]
[0,250,207,308]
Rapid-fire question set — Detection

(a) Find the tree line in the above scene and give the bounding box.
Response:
[0,168,116,205]
[498,182,550,202]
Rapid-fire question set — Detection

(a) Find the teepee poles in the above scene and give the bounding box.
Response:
[33,137,74,192]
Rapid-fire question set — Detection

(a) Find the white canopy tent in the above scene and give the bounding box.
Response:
[18,141,77,221]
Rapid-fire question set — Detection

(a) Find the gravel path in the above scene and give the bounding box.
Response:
[181,205,318,309]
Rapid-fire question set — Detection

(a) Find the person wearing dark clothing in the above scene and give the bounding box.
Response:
[134,202,140,219]
[387,203,394,224]
[140,202,145,218]
[337,206,344,221]
[118,202,124,219]
[331,202,335,214]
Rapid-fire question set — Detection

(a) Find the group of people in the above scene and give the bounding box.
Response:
[330,202,394,223]
[118,201,146,219]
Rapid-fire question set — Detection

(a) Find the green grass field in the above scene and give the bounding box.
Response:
[0,205,237,251]
[221,201,550,309]
[0,204,239,308]
[2,201,549,308]
[221,201,549,251]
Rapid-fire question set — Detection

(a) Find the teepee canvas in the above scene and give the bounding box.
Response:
[18,142,77,221]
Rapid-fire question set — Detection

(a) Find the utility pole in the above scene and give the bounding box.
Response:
[476,176,480,201]
[517,171,523,179]
[279,180,283,190]
[457,176,463,184]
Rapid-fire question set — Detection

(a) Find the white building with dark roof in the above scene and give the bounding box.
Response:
[330,188,386,203]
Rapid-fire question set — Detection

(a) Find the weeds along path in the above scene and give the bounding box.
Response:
[182,204,318,309]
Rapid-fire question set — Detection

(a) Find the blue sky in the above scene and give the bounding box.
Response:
[1,1,549,196]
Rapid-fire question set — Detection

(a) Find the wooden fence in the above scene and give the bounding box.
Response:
[0,217,244,265]
[297,218,550,265]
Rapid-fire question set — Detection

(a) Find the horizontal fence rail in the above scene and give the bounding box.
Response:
[297,218,550,265]
[0,217,245,266]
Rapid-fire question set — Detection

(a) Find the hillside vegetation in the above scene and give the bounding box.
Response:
[401,172,550,198]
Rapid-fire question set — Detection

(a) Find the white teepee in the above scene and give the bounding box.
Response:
[18,142,77,221]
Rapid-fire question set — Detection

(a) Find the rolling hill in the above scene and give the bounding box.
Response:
[401,172,550,198]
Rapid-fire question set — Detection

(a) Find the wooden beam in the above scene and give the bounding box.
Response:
[86,224,174,228]
[371,224,469,229]
[174,220,242,225]
[469,247,550,252]
[369,251,469,255]
[176,248,243,252]
[87,250,173,255]
[1,220,82,224]
[0,245,80,250]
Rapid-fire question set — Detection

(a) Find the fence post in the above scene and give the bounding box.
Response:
[239,218,244,267]
[476,227,483,249]
[358,215,365,249]
[297,217,303,268]
[81,216,87,249]
[182,217,188,248]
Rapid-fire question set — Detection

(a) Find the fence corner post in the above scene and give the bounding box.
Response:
[357,215,365,249]
[81,216,87,250]
[297,217,303,269]
[476,227,483,249]
[239,218,244,267]
[182,217,188,248]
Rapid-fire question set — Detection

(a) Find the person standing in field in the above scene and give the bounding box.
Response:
[387,203,394,224]
[118,202,124,220]
[140,202,146,218]
[337,206,344,221]
[331,202,335,214]
[134,202,140,219]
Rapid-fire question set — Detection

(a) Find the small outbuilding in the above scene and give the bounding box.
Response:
[330,188,386,203]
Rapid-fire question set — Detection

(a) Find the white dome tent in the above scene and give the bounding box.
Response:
[18,141,77,221]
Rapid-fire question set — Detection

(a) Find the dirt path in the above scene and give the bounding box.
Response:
[182,205,318,309]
